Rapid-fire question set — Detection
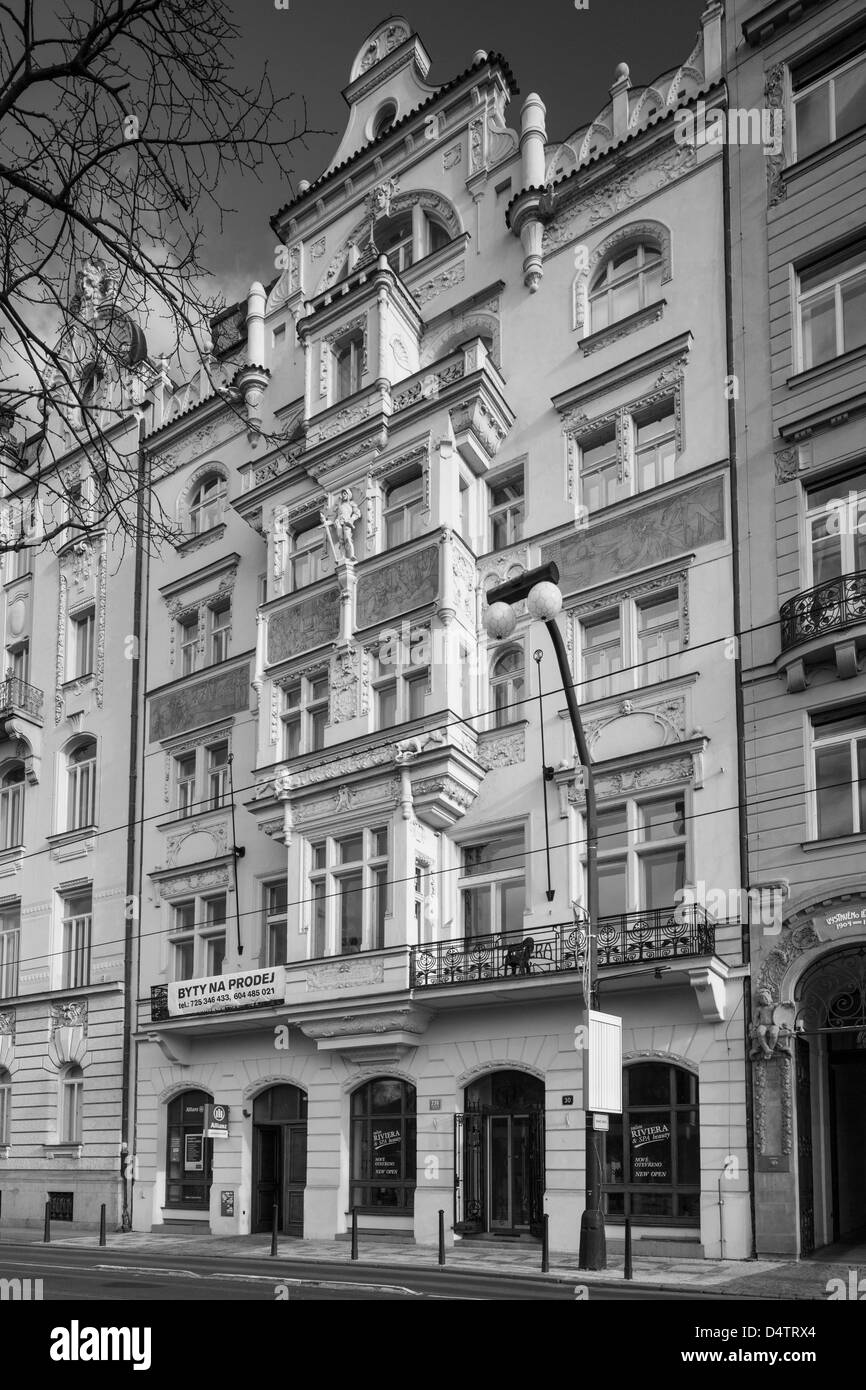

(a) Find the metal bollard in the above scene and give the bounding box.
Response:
[270,1203,279,1258]
[438,1209,445,1267]
[624,1216,633,1280]
[99,1203,107,1247]
[541,1212,549,1273]
[351,1207,358,1261]
[43,1200,51,1244]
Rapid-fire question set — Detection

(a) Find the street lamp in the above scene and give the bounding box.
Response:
[483,560,606,1271]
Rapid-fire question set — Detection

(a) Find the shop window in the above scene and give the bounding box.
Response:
[165,1090,213,1208]
[351,1078,416,1213]
[601,1062,700,1222]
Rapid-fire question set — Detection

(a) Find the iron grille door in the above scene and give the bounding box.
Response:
[528,1107,545,1238]
[454,1111,484,1232]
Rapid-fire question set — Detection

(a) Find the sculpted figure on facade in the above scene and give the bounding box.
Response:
[749,989,796,1060]
[322,488,361,561]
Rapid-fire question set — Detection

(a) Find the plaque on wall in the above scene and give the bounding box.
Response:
[149,660,251,742]
[543,475,726,595]
[356,545,439,630]
[267,586,341,664]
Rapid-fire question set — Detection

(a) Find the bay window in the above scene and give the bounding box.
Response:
[290,517,328,590]
[383,469,425,548]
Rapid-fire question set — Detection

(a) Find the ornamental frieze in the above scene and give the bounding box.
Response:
[149,660,251,742]
[356,545,439,630]
[267,587,341,665]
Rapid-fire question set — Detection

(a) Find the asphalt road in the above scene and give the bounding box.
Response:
[0,1244,735,1301]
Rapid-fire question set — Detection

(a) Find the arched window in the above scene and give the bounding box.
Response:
[166,1089,213,1209]
[351,1078,416,1213]
[0,763,24,849]
[600,1061,700,1222]
[66,738,96,830]
[589,243,663,333]
[373,102,397,140]
[59,1064,84,1144]
[376,211,414,274]
[189,473,227,535]
[0,1067,10,1145]
[491,647,525,728]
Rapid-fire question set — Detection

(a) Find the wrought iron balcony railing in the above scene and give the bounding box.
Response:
[0,675,44,721]
[410,905,715,990]
[780,572,866,652]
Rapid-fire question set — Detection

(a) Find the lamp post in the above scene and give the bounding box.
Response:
[483,560,606,1270]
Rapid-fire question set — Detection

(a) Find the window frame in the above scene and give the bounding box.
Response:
[458,827,527,939]
[264,878,288,966]
[588,243,664,334]
[382,468,426,550]
[488,463,525,551]
[804,468,866,586]
[188,473,227,536]
[306,825,391,957]
[168,891,228,981]
[0,763,25,850]
[0,905,20,998]
[65,738,97,831]
[792,47,866,162]
[59,1064,84,1145]
[809,709,866,841]
[334,331,365,402]
[279,670,329,757]
[371,625,430,731]
[577,587,682,700]
[600,1062,701,1224]
[350,1078,417,1214]
[60,889,92,989]
[796,247,866,371]
[0,1067,10,1145]
[577,395,680,514]
[70,608,96,680]
[490,644,525,730]
[576,791,689,919]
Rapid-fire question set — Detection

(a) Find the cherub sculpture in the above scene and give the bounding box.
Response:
[749,988,795,1060]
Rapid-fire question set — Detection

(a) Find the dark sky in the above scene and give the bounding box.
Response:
[213,0,707,299]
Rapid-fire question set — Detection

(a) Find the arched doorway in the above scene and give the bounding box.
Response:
[252,1085,307,1236]
[797,945,866,1248]
[456,1070,544,1237]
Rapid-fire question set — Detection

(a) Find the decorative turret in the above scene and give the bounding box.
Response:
[507,94,551,293]
[233,280,271,445]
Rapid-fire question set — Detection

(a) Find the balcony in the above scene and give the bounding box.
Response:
[0,675,44,725]
[410,904,717,990]
[778,573,866,692]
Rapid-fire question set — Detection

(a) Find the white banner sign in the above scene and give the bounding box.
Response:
[167,967,285,1017]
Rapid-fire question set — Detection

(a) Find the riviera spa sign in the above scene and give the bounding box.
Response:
[167,968,285,1017]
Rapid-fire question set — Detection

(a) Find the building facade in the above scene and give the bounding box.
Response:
[0,268,147,1229]
[727,0,866,1256]
[129,9,753,1258]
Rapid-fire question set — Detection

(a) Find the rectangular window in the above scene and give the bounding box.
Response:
[806,468,866,584]
[308,827,390,957]
[582,611,623,699]
[210,603,231,665]
[291,521,327,590]
[0,906,19,998]
[812,710,866,839]
[206,742,229,810]
[265,880,288,966]
[581,433,623,512]
[798,247,866,370]
[61,890,92,989]
[634,408,677,492]
[71,610,95,678]
[60,1073,83,1144]
[586,795,687,918]
[203,896,226,977]
[792,41,866,161]
[281,680,302,758]
[6,642,29,686]
[460,829,525,938]
[175,753,197,818]
[489,466,525,550]
[335,333,364,400]
[384,471,425,548]
[180,614,200,677]
[637,593,680,682]
[0,1074,9,1145]
[309,675,329,751]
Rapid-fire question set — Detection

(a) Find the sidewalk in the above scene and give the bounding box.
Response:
[1,1224,856,1299]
